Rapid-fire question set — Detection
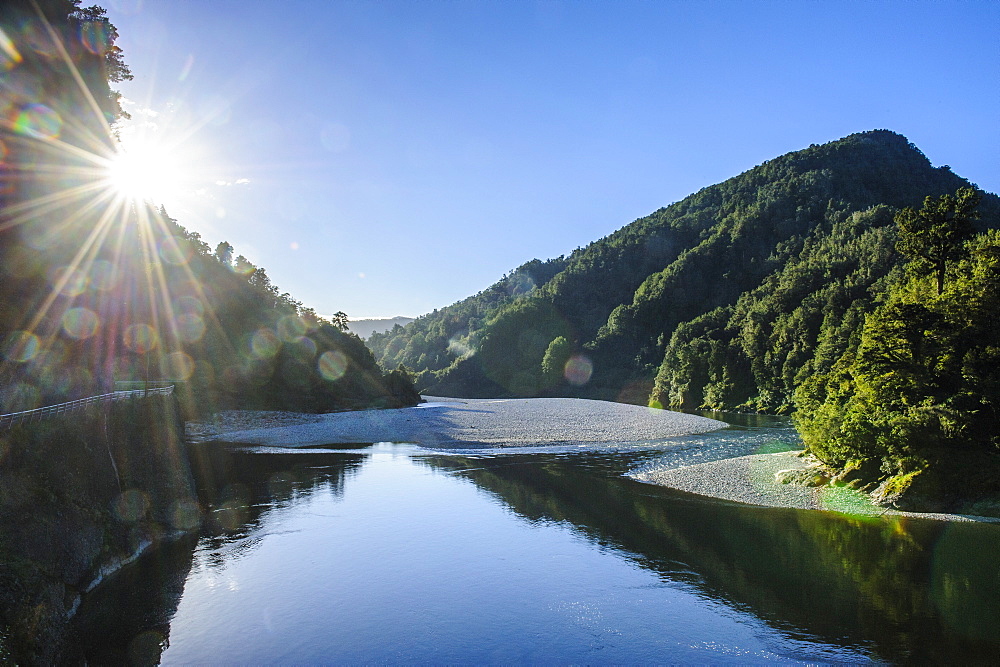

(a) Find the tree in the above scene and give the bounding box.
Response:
[215,241,234,266]
[541,336,572,384]
[895,187,980,295]
[330,311,350,331]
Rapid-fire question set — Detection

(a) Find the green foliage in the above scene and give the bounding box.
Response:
[651,204,903,412]
[475,298,574,396]
[366,131,998,406]
[895,187,980,294]
[541,335,572,385]
[793,211,1000,497]
[0,3,418,415]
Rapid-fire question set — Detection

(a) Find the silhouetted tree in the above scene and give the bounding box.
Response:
[215,241,234,266]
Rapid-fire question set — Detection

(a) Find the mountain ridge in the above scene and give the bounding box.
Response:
[367,130,999,412]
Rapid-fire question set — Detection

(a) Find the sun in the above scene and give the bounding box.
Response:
[104,133,184,206]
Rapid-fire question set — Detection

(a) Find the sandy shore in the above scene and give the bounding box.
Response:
[191,396,727,448]
[634,449,1000,523]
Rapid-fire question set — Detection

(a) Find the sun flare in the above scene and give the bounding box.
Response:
[104,134,184,206]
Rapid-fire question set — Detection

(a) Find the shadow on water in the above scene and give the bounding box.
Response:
[417,448,1000,664]
[63,533,198,665]
[63,444,368,663]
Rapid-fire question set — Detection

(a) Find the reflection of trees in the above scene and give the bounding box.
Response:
[419,452,1000,663]
[63,533,198,664]
[65,449,367,660]
[187,446,367,550]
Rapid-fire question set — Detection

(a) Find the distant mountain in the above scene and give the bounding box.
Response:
[367,131,999,412]
[349,316,415,339]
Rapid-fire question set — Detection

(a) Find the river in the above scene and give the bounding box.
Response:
[65,416,1000,663]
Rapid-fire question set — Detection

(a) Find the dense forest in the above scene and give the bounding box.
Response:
[368,130,1000,504]
[0,0,418,418]
[369,131,998,412]
[794,189,1000,508]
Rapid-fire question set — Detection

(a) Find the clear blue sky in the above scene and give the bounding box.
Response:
[106,0,1000,319]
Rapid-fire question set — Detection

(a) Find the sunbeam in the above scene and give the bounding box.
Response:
[0,3,234,414]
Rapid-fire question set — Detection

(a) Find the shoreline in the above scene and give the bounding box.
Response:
[186,399,998,523]
[633,450,1000,523]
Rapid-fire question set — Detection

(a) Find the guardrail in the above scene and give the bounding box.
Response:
[0,386,174,430]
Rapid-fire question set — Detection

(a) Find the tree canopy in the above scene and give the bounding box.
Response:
[0,1,419,416]
[895,186,980,294]
[793,192,1000,508]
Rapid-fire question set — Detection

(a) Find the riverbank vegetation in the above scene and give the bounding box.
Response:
[793,189,1000,511]
[0,395,194,662]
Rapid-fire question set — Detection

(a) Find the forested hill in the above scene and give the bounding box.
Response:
[0,0,419,417]
[368,130,999,412]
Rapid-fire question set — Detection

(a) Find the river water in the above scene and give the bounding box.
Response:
[66,416,1000,663]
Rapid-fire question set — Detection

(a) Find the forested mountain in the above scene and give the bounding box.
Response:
[0,0,418,416]
[368,131,999,412]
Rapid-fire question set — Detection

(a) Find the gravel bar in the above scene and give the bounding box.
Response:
[634,451,822,509]
[192,396,727,448]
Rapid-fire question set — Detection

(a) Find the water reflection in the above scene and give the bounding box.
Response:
[418,449,1000,663]
[187,445,367,543]
[65,430,1000,663]
[65,445,368,663]
[64,533,198,664]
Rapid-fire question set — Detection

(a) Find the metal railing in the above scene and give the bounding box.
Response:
[0,386,174,430]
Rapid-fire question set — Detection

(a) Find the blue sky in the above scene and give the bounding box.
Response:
[106,0,1000,319]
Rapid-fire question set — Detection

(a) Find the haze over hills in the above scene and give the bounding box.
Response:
[367,130,1000,412]
[348,316,415,340]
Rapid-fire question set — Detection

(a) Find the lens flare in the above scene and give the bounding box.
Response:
[293,335,317,359]
[79,21,111,56]
[13,103,62,140]
[277,314,307,341]
[174,295,205,315]
[124,323,159,354]
[62,307,99,339]
[50,265,89,297]
[169,499,200,531]
[318,350,348,381]
[3,331,40,363]
[114,489,150,522]
[0,26,23,71]
[160,351,195,380]
[251,329,281,359]
[564,355,593,386]
[175,312,205,343]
